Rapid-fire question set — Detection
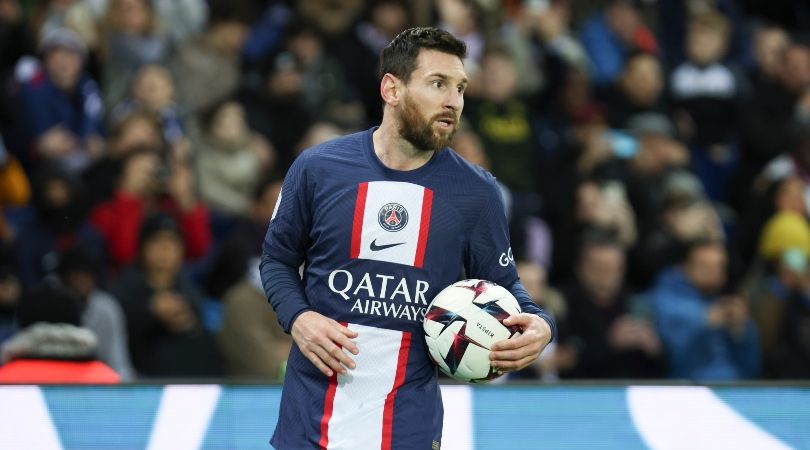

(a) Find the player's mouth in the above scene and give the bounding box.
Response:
[435,117,456,129]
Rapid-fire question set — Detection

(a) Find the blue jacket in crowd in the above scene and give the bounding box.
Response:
[18,62,103,145]
[649,267,760,381]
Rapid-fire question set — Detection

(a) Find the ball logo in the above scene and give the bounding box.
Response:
[378,202,408,232]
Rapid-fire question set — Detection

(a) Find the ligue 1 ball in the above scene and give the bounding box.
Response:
[423,279,522,383]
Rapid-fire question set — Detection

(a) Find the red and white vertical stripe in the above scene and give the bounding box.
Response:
[319,324,411,450]
[350,181,433,268]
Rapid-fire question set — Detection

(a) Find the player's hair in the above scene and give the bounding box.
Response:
[378,27,467,83]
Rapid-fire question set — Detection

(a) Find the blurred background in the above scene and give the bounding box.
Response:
[0,0,810,388]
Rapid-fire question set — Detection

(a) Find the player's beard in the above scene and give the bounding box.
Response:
[398,94,457,153]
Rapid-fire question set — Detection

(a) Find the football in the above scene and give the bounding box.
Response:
[423,279,522,383]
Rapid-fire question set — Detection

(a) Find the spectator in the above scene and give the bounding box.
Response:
[760,116,810,212]
[238,51,315,171]
[57,246,135,380]
[737,176,807,269]
[332,0,410,125]
[218,263,292,380]
[168,0,255,115]
[111,213,223,378]
[15,167,104,288]
[0,134,29,207]
[579,0,657,86]
[552,172,638,283]
[284,23,365,128]
[657,0,750,68]
[742,211,810,378]
[0,267,20,346]
[90,145,212,269]
[649,239,760,380]
[601,51,667,128]
[16,27,104,172]
[509,260,566,380]
[0,134,30,258]
[109,65,188,155]
[465,44,553,194]
[463,45,546,258]
[631,170,724,288]
[0,281,119,384]
[745,43,810,169]
[749,24,790,90]
[152,0,208,44]
[203,174,283,302]
[732,25,793,213]
[596,112,690,232]
[83,109,164,206]
[578,180,637,248]
[295,0,364,38]
[193,99,275,221]
[557,232,663,378]
[436,0,485,66]
[516,0,589,86]
[99,0,171,108]
[212,173,298,380]
[48,0,207,46]
[669,10,748,201]
[28,0,82,43]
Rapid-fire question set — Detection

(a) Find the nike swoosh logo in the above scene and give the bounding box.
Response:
[370,239,406,251]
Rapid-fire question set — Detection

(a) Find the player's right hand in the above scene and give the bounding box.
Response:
[291,311,359,377]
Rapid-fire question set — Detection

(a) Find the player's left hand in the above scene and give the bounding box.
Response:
[489,313,552,373]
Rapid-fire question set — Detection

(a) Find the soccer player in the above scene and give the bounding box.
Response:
[261,27,555,449]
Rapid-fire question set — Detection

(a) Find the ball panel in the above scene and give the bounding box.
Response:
[473,285,521,314]
[454,342,494,381]
[461,310,512,347]
[426,339,451,375]
[428,285,475,311]
[422,278,520,383]
[423,304,465,338]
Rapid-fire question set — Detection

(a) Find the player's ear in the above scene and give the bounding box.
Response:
[380,73,401,106]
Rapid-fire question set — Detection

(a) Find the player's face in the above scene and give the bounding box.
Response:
[398,49,467,152]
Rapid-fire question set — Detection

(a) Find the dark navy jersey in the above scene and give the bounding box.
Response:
[261,128,552,450]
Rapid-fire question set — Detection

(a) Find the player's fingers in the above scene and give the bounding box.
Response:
[491,339,541,361]
[327,342,356,370]
[333,331,360,356]
[312,345,348,375]
[303,349,334,377]
[491,332,532,351]
[495,354,537,372]
[502,313,532,328]
[333,320,359,339]
[489,348,524,362]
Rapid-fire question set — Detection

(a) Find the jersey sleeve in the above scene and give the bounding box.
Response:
[466,180,556,340]
[262,152,312,267]
[260,153,313,332]
[465,180,519,288]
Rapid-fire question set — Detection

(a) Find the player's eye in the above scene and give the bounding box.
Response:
[433,79,445,89]
[457,84,466,94]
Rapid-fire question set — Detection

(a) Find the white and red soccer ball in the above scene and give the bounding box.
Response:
[423,279,522,383]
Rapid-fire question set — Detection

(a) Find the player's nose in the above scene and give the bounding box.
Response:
[443,90,463,112]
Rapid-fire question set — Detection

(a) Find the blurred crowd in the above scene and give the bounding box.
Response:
[1,0,810,383]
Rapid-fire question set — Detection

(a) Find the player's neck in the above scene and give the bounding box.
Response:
[372,122,435,171]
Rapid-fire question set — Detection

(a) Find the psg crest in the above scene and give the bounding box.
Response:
[378,202,408,232]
